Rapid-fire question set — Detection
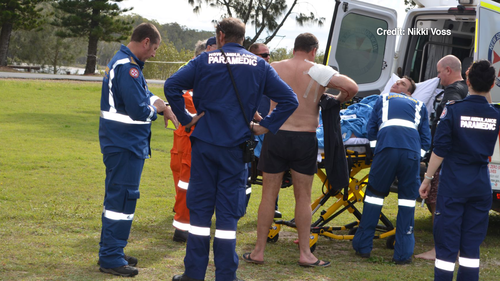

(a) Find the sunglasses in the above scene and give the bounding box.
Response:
[257,53,270,58]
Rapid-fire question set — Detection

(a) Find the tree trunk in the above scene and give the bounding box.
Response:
[84,35,98,75]
[0,22,13,66]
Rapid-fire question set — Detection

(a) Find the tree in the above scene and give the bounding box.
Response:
[404,0,416,12]
[52,0,132,75]
[187,0,325,48]
[0,0,47,66]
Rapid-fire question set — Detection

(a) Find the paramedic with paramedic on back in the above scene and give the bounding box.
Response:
[419,60,499,281]
[164,17,298,281]
[352,76,431,265]
[244,33,358,268]
[98,23,178,278]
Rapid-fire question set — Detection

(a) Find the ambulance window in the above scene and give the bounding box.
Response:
[335,13,388,84]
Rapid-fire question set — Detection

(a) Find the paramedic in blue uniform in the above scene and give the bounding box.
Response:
[165,17,298,281]
[352,76,431,264]
[420,60,499,281]
[98,23,178,277]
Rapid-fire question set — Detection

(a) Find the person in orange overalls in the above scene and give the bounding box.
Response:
[170,39,207,242]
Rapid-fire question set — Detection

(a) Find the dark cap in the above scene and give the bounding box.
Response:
[206,36,216,47]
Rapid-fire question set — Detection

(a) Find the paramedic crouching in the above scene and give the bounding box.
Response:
[164,17,298,281]
[352,76,431,264]
[419,60,499,281]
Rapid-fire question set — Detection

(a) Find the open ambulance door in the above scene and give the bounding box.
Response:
[323,0,397,97]
[474,0,500,103]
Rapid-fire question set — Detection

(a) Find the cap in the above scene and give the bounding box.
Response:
[206,37,216,48]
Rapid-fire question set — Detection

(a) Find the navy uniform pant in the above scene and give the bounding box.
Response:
[183,139,247,280]
[434,194,491,281]
[99,151,144,268]
[352,148,420,261]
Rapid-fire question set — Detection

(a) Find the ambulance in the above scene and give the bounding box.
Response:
[324,0,500,212]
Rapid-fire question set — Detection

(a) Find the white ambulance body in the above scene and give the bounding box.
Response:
[324,0,500,211]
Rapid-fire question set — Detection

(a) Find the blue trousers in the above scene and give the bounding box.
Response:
[434,195,491,281]
[99,151,144,268]
[352,148,420,261]
[183,139,247,280]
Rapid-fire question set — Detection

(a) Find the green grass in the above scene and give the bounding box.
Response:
[0,79,499,280]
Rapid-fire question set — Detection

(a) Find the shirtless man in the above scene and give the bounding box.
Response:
[243,33,358,267]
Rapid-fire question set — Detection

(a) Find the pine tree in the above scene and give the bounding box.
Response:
[52,0,132,75]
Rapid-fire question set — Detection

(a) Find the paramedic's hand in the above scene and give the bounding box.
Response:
[163,106,179,130]
[251,122,269,136]
[185,112,205,133]
[253,112,263,122]
[419,179,431,199]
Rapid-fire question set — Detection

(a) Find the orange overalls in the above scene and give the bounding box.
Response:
[170,90,196,231]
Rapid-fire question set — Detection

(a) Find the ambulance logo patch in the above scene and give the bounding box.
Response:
[440,107,447,119]
[488,32,500,88]
[129,68,139,78]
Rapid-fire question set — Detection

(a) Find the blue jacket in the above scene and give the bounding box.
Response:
[367,93,431,154]
[99,45,159,159]
[164,43,298,147]
[434,95,500,197]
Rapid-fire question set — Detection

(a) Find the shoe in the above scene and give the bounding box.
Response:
[173,229,189,243]
[298,259,331,267]
[99,265,138,277]
[172,274,204,281]
[392,258,412,265]
[97,254,138,267]
[355,251,370,258]
[242,252,264,264]
[274,210,282,218]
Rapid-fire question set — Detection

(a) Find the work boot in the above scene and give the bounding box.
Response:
[392,257,412,265]
[99,265,138,277]
[97,254,138,267]
[172,274,203,281]
[173,229,189,243]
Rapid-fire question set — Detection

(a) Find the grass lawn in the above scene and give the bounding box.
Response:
[0,79,499,280]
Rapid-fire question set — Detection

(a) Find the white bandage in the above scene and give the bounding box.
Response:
[307,63,339,87]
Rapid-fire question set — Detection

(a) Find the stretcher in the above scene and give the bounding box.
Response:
[261,142,397,252]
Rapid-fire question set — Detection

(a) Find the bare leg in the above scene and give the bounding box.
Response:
[415,203,436,260]
[248,171,284,262]
[291,169,328,265]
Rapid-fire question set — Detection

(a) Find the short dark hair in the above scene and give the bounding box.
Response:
[467,60,496,93]
[216,18,245,44]
[294,33,319,53]
[403,75,416,94]
[248,43,266,54]
[131,23,161,45]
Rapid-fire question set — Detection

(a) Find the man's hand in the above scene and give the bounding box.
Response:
[153,99,167,113]
[251,122,269,136]
[253,112,263,122]
[419,179,431,199]
[163,106,179,129]
[185,112,205,132]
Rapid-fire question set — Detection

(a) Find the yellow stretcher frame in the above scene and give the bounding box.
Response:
[267,145,396,252]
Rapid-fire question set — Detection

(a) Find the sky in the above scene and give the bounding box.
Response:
[118,0,409,51]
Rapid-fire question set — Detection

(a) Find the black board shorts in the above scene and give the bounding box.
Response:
[258,130,318,175]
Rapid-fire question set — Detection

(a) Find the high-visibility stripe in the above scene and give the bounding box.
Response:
[173,220,190,231]
[215,229,236,239]
[414,101,423,127]
[364,195,384,206]
[186,109,196,117]
[147,105,155,120]
[103,209,134,221]
[178,180,189,190]
[398,199,416,207]
[459,257,480,268]
[382,93,389,123]
[101,111,151,125]
[435,259,455,272]
[380,119,418,130]
[108,58,130,113]
[189,225,210,236]
[246,187,252,195]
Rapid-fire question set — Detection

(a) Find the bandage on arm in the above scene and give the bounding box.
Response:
[307,64,339,87]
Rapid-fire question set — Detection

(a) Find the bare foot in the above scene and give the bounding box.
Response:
[415,248,436,260]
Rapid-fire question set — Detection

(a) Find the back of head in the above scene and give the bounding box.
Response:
[294,33,319,53]
[194,39,207,57]
[248,43,265,54]
[216,18,245,44]
[467,60,496,93]
[131,23,161,44]
[438,55,462,74]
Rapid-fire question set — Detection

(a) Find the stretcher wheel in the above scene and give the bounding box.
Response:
[267,233,279,243]
[386,235,395,249]
[348,227,358,235]
[310,242,317,253]
[267,224,281,243]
